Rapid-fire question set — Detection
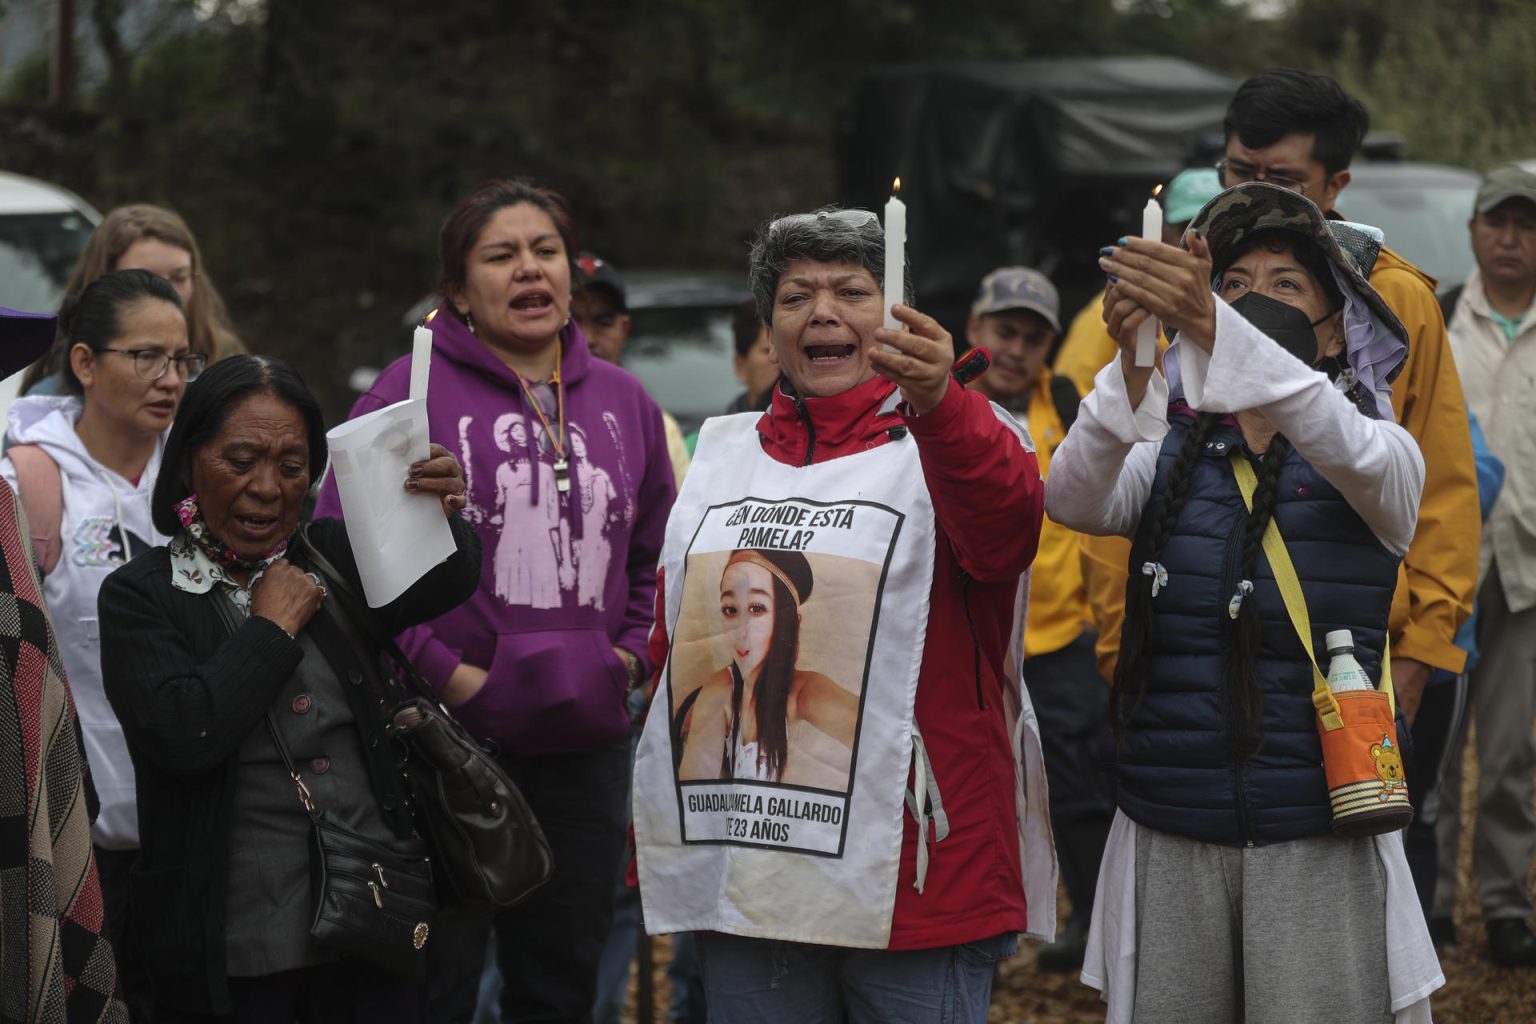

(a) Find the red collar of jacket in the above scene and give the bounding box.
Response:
[755,375,906,466]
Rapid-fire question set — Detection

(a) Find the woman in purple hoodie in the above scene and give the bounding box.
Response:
[316,179,676,1021]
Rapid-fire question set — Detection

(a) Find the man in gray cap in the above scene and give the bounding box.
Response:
[967,269,1111,971]
[571,253,690,487]
[968,268,1062,408]
[1435,162,1536,966]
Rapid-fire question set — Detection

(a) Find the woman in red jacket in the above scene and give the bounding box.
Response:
[633,208,1052,1022]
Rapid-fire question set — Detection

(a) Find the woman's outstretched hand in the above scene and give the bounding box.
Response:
[869,303,955,415]
[251,559,327,638]
[1100,282,1159,409]
[407,443,468,518]
[1099,231,1218,352]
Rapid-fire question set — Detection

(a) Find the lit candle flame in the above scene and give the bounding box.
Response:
[893,177,902,195]
[425,308,438,323]
[1152,183,1164,198]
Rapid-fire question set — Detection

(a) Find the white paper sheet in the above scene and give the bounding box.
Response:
[325,397,455,606]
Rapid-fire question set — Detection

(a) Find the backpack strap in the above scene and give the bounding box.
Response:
[1048,374,1081,432]
[1437,283,1464,328]
[6,445,63,575]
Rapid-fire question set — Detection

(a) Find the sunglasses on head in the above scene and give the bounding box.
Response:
[769,209,879,232]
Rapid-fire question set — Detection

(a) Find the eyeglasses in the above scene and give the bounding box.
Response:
[1216,158,1310,196]
[769,209,879,231]
[99,347,208,382]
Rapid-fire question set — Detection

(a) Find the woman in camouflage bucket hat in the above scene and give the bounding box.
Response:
[1043,182,1441,1021]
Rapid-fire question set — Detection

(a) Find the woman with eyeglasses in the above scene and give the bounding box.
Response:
[1,267,202,1022]
[20,203,245,396]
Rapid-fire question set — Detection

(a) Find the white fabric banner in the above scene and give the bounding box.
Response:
[634,412,936,947]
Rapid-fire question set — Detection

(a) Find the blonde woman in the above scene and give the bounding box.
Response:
[22,203,243,394]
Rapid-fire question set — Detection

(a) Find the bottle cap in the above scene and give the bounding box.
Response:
[1324,629,1355,654]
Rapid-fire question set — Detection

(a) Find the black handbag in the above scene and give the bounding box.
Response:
[387,697,554,910]
[263,714,438,978]
[212,592,438,977]
[298,529,554,912]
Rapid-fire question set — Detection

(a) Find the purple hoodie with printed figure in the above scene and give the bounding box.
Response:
[315,311,675,755]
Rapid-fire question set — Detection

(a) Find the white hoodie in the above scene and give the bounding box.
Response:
[2,394,170,850]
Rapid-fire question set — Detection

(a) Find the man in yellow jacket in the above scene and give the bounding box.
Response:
[968,266,1110,971]
[1058,71,1479,724]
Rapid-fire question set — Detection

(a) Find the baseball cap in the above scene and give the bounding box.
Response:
[0,307,58,379]
[575,252,627,311]
[970,267,1060,333]
[1474,163,1536,215]
[1161,167,1223,225]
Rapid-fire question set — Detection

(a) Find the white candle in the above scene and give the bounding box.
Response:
[1135,192,1163,367]
[409,318,434,460]
[883,179,906,333]
[409,324,433,403]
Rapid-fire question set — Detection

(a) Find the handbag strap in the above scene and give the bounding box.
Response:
[296,525,437,706]
[208,586,322,817]
[1229,453,1396,729]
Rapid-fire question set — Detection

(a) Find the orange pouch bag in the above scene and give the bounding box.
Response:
[1314,688,1413,836]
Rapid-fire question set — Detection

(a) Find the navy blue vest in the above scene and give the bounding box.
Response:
[1115,417,1401,846]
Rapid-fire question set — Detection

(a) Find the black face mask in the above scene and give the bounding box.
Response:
[1228,291,1333,366]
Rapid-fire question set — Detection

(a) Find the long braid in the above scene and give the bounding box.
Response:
[1223,436,1289,759]
[1111,412,1223,743]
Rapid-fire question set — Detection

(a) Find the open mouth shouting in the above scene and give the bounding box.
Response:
[805,342,858,363]
[510,288,555,315]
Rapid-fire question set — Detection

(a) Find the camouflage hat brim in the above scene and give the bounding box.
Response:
[1185,182,1408,381]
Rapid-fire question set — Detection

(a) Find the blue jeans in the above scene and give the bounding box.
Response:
[696,932,1016,1024]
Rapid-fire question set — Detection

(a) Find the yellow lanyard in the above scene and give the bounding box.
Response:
[515,340,570,493]
[1230,453,1395,728]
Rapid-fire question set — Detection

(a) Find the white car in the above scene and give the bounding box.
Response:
[0,170,99,418]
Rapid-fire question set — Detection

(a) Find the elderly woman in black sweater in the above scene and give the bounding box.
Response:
[98,355,480,1023]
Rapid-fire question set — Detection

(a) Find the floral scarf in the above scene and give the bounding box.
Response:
[170,495,290,613]
[176,493,289,570]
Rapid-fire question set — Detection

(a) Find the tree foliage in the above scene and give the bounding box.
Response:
[1300,0,1536,169]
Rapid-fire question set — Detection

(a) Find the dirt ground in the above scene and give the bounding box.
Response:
[622,732,1536,1022]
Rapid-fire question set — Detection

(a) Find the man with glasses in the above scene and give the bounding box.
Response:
[1220,68,1479,740]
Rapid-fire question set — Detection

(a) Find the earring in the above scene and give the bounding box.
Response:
[465,313,476,335]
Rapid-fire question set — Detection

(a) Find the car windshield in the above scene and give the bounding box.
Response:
[622,305,743,433]
[0,211,95,311]
[1339,184,1476,288]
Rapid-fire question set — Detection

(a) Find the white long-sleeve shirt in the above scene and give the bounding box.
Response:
[1044,299,1425,557]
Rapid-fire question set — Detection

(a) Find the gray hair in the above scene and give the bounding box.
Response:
[747,207,912,325]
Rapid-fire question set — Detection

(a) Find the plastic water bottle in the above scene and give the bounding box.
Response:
[1325,629,1373,692]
